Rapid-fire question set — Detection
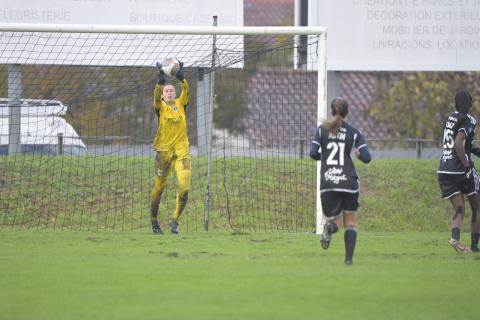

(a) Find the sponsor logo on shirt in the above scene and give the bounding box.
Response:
[442,149,453,162]
[325,167,347,184]
[166,116,182,123]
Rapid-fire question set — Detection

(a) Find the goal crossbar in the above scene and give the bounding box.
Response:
[0,23,327,36]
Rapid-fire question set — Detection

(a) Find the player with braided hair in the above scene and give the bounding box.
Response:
[438,90,479,253]
[150,59,191,234]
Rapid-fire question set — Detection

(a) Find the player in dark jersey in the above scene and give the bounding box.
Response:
[310,98,371,265]
[437,90,479,253]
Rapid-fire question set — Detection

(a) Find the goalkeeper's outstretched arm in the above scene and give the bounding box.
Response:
[153,61,166,118]
[176,62,189,108]
[153,84,163,118]
[179,79,189,108]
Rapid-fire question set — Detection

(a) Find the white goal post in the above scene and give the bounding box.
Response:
[0,23,325,36]
[0,23,327,233]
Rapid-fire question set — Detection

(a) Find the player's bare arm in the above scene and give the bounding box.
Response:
[454,131,470,170]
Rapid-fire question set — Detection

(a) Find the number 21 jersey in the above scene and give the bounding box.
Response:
[311,122,368,193]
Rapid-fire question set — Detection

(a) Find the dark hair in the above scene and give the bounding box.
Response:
[455,90,473,113]
[321,98,349,133]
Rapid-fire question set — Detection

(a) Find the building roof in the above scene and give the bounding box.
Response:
[244,0,294,26]
[245,69,317,148]
[244,70,393,148]
[339,72,382,138]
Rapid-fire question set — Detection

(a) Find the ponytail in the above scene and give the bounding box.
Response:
[321,98,349,134]
[321,115,344,134]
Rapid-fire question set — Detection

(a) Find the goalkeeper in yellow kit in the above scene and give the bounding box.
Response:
[150,60,191,234]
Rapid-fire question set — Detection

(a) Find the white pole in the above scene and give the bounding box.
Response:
[8,64,21,156]
[204,16,218,231]
[0,23,327,36]
[316,32,328,235]
[294,0,301,69]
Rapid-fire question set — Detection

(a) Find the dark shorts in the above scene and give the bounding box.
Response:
[438,169,478,199]
[321,191,359,218]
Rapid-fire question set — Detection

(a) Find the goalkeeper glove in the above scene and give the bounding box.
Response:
[175,61,184,81]
[156,61,166,85]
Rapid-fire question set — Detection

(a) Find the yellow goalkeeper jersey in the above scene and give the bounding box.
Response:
[153,80,190,151]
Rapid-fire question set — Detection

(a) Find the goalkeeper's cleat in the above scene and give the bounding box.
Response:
[320,223,333,250]
[344,259,353,266]
[449,239,471,253]
[170,219,179,234]
[151,219,163,234]
[471,247,480,253]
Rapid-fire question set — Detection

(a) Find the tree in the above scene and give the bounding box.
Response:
[370,72,480,139]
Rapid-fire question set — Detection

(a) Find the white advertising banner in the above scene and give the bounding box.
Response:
[0,0,243,26]
[310,0,480,71]
[0,0,244,67]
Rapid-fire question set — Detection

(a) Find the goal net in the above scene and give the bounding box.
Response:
[0,24,327,232]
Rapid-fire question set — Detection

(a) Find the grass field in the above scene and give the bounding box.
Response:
[1,158,477,319]
[0,157,455,232]
[1,230,479,320]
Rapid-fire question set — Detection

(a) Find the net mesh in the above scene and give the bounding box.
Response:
[0,29,321,232]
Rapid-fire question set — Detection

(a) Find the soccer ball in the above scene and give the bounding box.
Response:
[161,57,180,77]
